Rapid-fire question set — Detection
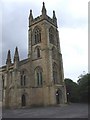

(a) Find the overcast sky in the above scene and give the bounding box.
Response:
[0,0,88,82]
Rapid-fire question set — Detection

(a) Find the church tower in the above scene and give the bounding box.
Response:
[28,2,67,105]
[1,2,67,108]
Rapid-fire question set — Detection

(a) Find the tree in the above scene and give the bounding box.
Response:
[65,78,79,103]
[77,73,89,103]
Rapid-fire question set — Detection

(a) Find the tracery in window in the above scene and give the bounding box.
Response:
[33,26,41,45]
[35,66,43,86]
[20,70,28,87]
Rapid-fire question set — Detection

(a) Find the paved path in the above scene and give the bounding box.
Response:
[2,103,88,118]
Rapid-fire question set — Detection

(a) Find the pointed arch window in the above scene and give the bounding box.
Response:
[35,66,43,87]
[20,70,27,87]
[34,46,41,59]
[37,71,42,85]
[52,47,57,59]
[49,27,55,44]
[33,27,41,45]
[21,75,23,86]
[53,63,58,84]
[37,47,40,58]
[21,75,26,86]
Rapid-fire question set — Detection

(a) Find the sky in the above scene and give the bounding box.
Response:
[0,0,88,82]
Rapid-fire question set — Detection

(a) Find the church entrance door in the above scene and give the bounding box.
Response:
[22,94,26,106]
[56,89,62,104]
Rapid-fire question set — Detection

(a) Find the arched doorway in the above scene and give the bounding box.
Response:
[21,94,26,106]
[56,89,62,104]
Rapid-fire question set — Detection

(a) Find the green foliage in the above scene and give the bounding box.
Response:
[77,73,89,103]
[65,78,79,103]
[65,73,89,103]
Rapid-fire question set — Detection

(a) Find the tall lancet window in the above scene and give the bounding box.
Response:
[34,46,41,59]
[52,47,57,60]
[53,63,58,84]
[20,70,28,87]
[37,47,40,58]
[49,27,55,44]
[2,75,5,88]
[33,26,41,45]
[35,66,43,87]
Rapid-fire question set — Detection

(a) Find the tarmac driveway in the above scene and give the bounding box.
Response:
[2,103,88,118]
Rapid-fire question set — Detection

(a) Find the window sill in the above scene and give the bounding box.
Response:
[32,57,42,61]
[32,42,41,46]
[32,86,43,88]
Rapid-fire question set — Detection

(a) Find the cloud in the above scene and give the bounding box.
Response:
[1,0,88,82]
[0,0,2,66]
[60,27,88,80]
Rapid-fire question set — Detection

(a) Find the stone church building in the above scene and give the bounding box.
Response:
[0,2,67,108]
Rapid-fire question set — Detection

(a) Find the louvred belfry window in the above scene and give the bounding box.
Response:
[33,27,41,45]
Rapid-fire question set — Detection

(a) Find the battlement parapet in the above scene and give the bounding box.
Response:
[29,14,57,27]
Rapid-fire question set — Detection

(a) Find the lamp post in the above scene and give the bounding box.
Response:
[67,92,70,104]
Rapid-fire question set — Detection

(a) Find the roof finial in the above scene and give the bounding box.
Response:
[14,46,19,62]
[53,10,57,26]
[53,10,57,19]
[42,2,47,16]
[6,50,12,65]
[29,9,33,20]
[29,9,33,26]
